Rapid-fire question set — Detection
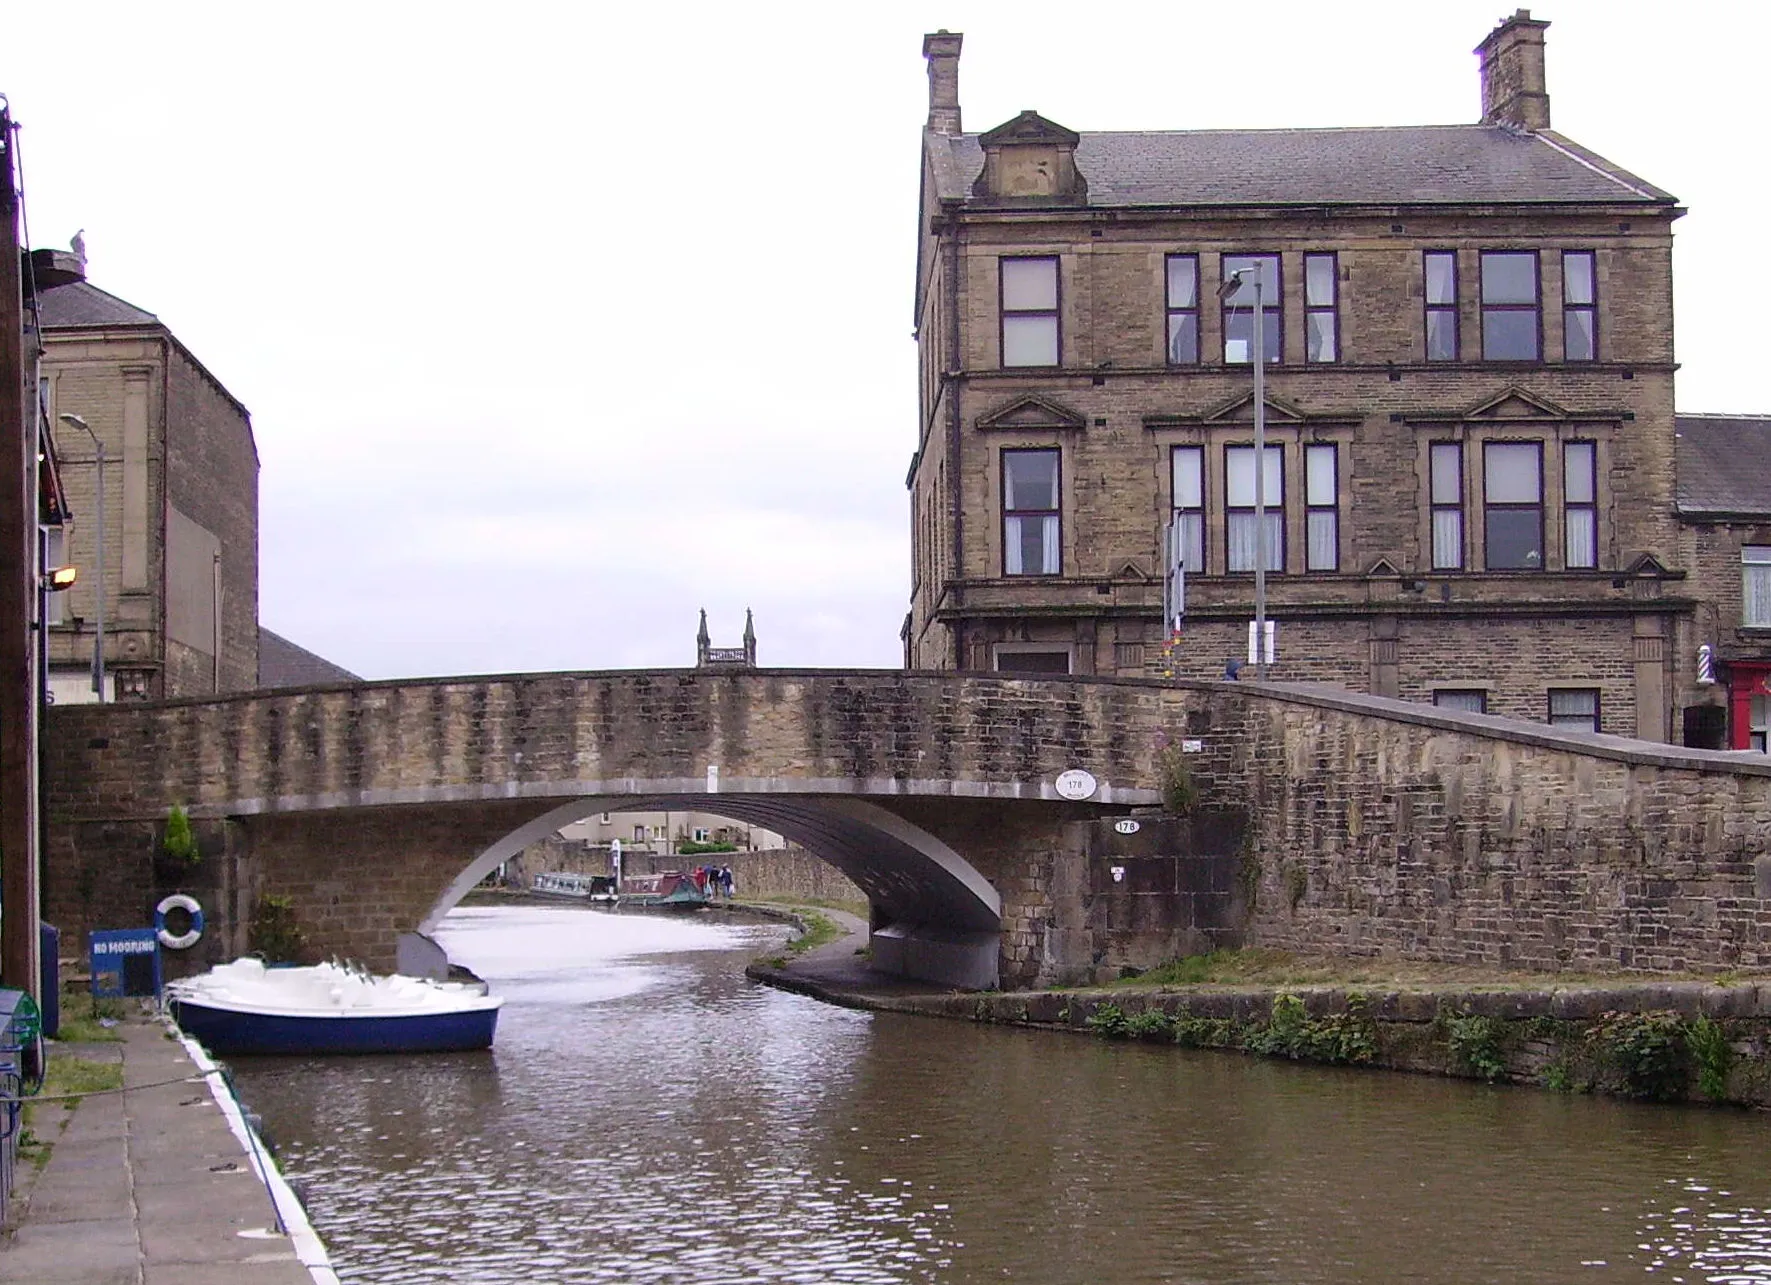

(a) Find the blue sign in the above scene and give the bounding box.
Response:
[90,929,161,998]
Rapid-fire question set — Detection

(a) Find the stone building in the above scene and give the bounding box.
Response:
[1675,415,1771,750]
[904,13,1707,742]
[36,248,258,701]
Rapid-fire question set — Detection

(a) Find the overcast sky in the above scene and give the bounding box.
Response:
[9,1,1766,679]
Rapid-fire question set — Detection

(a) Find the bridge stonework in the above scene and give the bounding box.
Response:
[40,669,1771,989]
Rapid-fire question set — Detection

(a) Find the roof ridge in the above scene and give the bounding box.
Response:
[1529,130,1663,202]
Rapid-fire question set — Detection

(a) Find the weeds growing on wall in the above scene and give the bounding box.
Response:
[1443,1011,1508,1082]
[248,894,307,964]
[1687,1017,1734,1101]
[1158,748,1199,815]
[1088,993,1374,1065]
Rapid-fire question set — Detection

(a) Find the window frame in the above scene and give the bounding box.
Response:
[1001,447,1062,577]
[1744,546,1771,627]
[1170,445,1206,576]
[1303,252,1339,364]
[1429,441,1465,571]
[1424,250,1460,362]
[1304,442,1339,571]
[992,644,1074,675]
[42,526,67,624]
[999,255,1060,369]
[1562,250,1597,362]
[1220,252,1282,365]
[1165,254,1201,366]
[1547,687,1601,732]
[1563,440,1598,569]
[1482,439,1545,571]
[1224,443,1285,574]
[1479,249,1542,362]
[1433,689,1488,714]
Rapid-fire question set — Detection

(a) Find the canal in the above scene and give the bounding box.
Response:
[231,905,1771,1283]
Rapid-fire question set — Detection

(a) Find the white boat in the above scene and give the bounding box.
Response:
[166,958,503,1056]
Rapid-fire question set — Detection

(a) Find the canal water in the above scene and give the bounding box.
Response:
[231,905,1771,1284]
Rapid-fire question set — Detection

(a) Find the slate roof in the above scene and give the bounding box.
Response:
[36,279,160,328]
[929,125,1674,208]
[1676,415,1771,518]
[258,628,361,689]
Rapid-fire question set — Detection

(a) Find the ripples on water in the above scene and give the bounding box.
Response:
[229,907,1771,1284]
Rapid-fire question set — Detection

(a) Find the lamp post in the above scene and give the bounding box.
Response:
[58,414,104,700]
[1217,266,1269,679]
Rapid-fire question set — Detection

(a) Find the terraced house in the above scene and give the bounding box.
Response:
[904,12,1722,744]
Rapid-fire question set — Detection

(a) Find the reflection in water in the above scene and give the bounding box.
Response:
[230,907,1771,1284]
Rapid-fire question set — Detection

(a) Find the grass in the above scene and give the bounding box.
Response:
[745,894,869,919]
[1098,948,1771,992]
[49,986,128,1043]
[786,910,843,956]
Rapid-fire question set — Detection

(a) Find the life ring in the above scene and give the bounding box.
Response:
[155,893,205,950]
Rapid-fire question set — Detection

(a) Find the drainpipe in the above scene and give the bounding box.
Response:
[942,210,965,667]
[211,549,221,691]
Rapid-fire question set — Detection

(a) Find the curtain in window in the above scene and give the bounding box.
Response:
[1307,511,1338,571]
[1005,515,1060,575]
[1746,561,1771,627]
[1228,513,1282,572]
[1565,509,1597,569]
[1432,511,1463,569]
[1178,512,1204,574]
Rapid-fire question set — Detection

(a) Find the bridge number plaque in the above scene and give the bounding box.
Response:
[1054,769,1098,801]
[1114,819,1140,835]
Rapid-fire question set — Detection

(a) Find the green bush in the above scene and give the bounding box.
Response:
[1247,993,1312,1058]
[1594,1011,1690,1101]
[1124,1010,1176,1042]
[1086,1003,1131,1039]
[678,840,738,855]
[162,805,200,867]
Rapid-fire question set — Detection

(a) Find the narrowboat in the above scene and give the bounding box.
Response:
[617,871,710,911]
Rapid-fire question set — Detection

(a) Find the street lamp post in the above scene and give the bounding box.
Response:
[58,414,104,700]
[1218,267,1269,679]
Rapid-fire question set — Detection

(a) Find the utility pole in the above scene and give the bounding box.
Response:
[0,104,43,999]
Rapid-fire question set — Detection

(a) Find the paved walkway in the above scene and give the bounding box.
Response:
[1,1014,333,1284]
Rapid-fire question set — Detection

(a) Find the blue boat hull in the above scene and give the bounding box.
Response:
[170,997,500,1056]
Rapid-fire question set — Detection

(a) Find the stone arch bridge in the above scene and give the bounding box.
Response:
[42,669,1771,990]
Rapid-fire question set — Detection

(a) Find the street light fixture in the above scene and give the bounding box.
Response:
[58,413,104,700]
[1217,266,1270,679]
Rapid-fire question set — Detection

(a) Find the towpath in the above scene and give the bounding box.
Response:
[1,1012,334,1284]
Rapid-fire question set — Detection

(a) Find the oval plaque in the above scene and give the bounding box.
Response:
[1114,819,1141,835]
[1054,768,1098,801]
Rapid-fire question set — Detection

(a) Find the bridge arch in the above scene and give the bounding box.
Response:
[422,788,1006,986]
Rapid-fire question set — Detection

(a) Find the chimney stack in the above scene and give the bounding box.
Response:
[923,31,963,135]
[1476,9,1551,131]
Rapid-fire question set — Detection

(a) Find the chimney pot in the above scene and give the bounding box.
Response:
[1475,9,1551,131]
[923,31,964,135]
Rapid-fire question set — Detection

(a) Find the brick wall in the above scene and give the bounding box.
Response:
[163,343,257,694]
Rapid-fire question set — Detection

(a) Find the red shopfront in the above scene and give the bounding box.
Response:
[1729,662,1771,751]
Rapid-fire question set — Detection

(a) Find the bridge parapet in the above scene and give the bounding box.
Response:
[41,669,1771,988]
